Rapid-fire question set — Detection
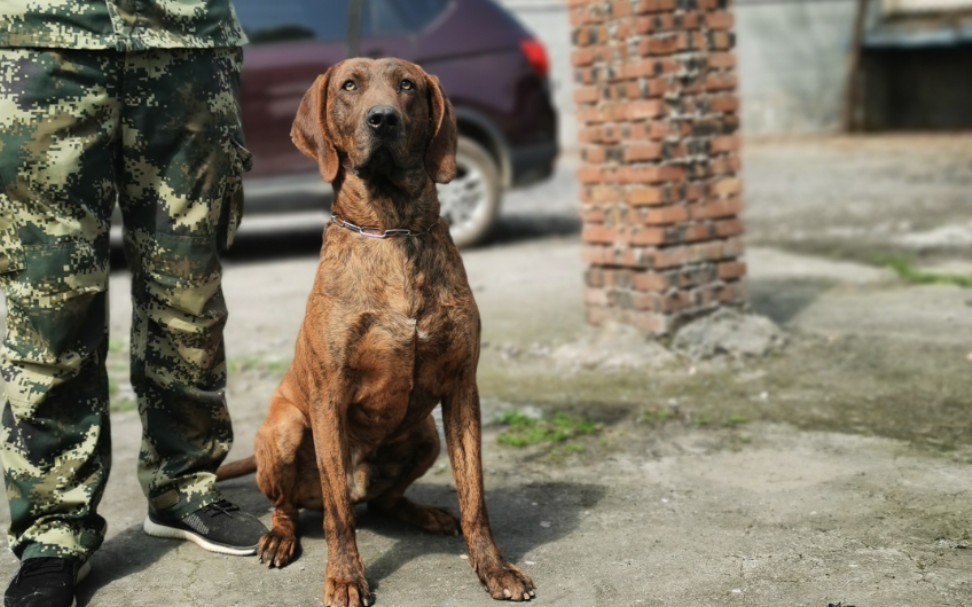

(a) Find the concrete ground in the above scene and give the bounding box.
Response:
[1,135,972,606]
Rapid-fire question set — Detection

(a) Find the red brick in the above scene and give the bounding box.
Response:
[577,165,605,184]
[620,165,687,185]
[624,99,665,120]
[573,85,601,105]
[709,30,733,50]
[624,310,669,334]
[708,52,736,69]
[610,0,632,17]
[633,272,669,292]
[623,143,664,163]
[585,184,622,204]
[582,245,609,265]
[652,246,689,269]
[662,290,693,313]
[710,135,740,154]
[627,77,671,99]
[585,267,606,287]
[717,261,747,281]
[710,177,742,197]
[644,205,689,225]
[639,33,685,56]
[625,186,667,206]
[679,11,703,29]
[628,227,670,246]
[582,224,617,244]
[571,47,596,67]
[705,11,735,30]
[714,218,744,238]
[632,0,677,14]
[690,197,743,220]
[580,207,605,223]
[684,223,713,241]
[722,237,745,258]
[705,73,737,92]
[584,287,609,306]
[582,145,608,164]
[718,282,747,305]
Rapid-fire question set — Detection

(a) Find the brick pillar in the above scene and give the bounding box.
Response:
[571,0,746,336]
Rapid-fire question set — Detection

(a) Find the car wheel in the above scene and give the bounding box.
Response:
[438,136,501,248]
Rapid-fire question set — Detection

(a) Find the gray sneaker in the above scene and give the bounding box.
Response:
[143,498,267,556]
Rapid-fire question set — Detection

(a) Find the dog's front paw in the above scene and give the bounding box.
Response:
[258,529,298,568]
[324,574,372,607]
[479,562,535,602]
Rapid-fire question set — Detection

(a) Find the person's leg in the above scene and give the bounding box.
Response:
[0,48,119,565]
[117,47,262,552]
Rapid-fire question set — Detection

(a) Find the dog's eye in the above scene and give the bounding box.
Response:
[399,79,415,92]
[342,80,356,91]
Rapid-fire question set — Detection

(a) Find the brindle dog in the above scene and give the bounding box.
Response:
[217,58,535,607]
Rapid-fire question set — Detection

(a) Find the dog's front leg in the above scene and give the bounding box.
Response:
[442,374,535,602]
[310,391,371,607]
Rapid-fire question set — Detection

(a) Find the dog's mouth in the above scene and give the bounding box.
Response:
[352,141,403,179]
[352,145,398,177]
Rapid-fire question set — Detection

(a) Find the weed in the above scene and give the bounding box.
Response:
[228,355,290,376]
[640,406,677,426]
[725,414,751,428]
[878,255,972,288]
[496,410,600,448]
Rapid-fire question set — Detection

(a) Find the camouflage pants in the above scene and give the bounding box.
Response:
[0,47,250,561]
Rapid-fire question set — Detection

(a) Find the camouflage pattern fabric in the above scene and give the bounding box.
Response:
[0,1,247,51]
[0,46,250,562]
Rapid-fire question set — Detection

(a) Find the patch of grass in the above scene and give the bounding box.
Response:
[228,356,290,376]
[879,255,972,288]
[725,414,751,428]
[640,406,678,427]
[496,410,600,448]
[106,343,134,413]
[111,397,138,413]
[108,337,126,354]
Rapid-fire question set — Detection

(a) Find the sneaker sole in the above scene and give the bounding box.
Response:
[142,517,258,556]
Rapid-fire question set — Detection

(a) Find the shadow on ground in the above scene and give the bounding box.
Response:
[747,276,833,325]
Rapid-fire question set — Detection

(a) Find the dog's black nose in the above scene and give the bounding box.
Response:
[366,106,400,136]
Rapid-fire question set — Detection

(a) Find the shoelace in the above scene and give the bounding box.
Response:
[200,499,242,518]
[16,558,70,581]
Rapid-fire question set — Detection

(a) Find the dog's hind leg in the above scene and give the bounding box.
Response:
[368,414,460,535]
[254,392,317,568]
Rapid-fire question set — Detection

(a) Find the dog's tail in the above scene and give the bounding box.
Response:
[216,455,258,481]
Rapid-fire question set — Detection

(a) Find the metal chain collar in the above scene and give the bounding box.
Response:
[329,214,434,239]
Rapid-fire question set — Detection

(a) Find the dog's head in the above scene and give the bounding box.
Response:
[291,58,457,186]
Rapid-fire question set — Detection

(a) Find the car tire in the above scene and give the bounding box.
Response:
[438,135,501,248]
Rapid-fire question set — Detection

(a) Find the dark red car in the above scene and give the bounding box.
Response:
[233,0,559,247]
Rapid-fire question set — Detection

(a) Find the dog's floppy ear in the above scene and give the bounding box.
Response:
[424,74,458,184]
[292,66,340,183]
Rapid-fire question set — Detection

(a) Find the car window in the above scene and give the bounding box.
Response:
[367,0,449,35]
[234,0,449,44]
[234,0,351,44]
[396,0,449,31]
[368,0,407,36]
